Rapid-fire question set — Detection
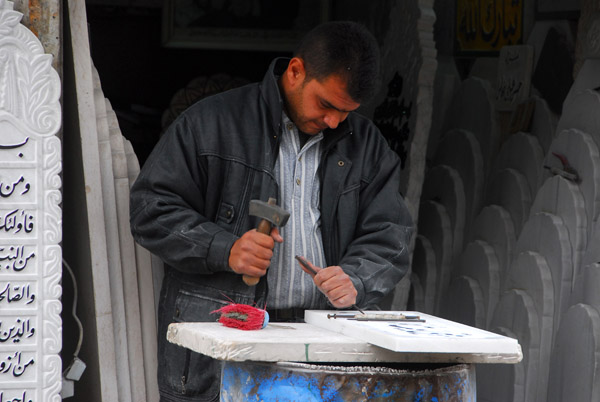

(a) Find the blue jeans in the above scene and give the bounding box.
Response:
[156,270,255,401]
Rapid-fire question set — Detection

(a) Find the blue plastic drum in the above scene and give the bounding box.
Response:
[221,361,476,401]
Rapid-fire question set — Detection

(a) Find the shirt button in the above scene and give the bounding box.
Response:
[296,178,301,186]
[338,161,345,167]
[298,156,302,162]
[287,123,294,131]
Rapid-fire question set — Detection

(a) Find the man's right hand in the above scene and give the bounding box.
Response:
[228,227,283,277]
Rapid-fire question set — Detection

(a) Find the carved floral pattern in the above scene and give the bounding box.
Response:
[0,1,62,400]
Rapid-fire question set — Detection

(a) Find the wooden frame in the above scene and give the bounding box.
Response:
[162,0,330,52]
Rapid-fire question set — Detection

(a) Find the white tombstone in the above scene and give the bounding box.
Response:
[421,164,466,260]
[528,95,558,155]
[547,303,600,402]
[530,175,587,283]
[489,289,541,402]
[417,200,453,314]
[486,168,532,235]
[515,212,573,335]
[493,132,544,198]
[504,251,554,402]
[545,128,600,240]
[0,2,62,400]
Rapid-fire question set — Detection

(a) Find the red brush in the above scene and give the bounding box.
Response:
[211,303,270,330]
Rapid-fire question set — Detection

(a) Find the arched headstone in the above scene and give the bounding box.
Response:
[504,251,555,402]
[515,212,573,335]
[486,168,532,235]
[0,2,62,400]
[421,164,466,260]
[489,289,541,402]
[530,175,587,282]
[493,132,544,198]
[470,205,516,280]
[547,304,600,402]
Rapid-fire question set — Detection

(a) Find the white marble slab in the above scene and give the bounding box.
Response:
[547,303,600,402]
[531,175,587,283]
[515,212,573,335]
[453,240,501,328]
[564,59,600,109]
[92,67,133,402]
[583,218,600,269]
[0,3,62,400]
[477,326,526,402]
[489,289,541,402]
[493,132,544,198]
[470,205,516,278]
[305,311,522,359]
[411,235,438,314]
[434,128,484,240]
[572,263,600,311]
[557,89,600,148]
[545,128,600,241]
[167,319,520,365]
[417,200,453,313]
[421,164,466,259]
[439,275,485,330]
[444,77,500,175]
[486,168,532,235]
[504,251,554,402]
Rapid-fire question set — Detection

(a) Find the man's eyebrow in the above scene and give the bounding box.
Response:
[321,99,355,113]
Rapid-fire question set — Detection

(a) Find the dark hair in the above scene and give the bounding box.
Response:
[294,21,381,104]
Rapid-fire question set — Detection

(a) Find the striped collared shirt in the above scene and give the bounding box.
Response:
[267,113,328,309]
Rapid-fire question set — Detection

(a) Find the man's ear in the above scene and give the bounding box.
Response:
[286,57,306,86]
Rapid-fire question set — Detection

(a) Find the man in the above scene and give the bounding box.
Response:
[130,21,413,401]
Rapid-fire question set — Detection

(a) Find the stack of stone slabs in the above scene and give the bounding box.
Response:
[63,1,159,401]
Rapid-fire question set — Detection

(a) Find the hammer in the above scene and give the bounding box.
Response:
[244,197,290,286]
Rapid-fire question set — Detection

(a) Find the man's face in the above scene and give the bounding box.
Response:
[285,73,361,135]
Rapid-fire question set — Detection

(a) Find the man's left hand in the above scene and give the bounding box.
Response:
[299,260,358,308]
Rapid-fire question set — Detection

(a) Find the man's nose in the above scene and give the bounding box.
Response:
[324,111,348,129]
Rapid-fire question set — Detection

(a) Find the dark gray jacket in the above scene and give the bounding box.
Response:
[129,57,413,309]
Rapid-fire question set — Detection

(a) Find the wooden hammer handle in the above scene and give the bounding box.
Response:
[242,219,272,286]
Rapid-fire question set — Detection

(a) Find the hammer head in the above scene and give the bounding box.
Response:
[249,198,290,227]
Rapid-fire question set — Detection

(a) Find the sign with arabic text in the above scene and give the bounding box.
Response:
[0,1,62,401]
[456,0,523,53]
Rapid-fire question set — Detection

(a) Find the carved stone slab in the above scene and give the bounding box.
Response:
[421,164,466,259]
[545,128,600,240]
[530,175,587,282]
[0,2,62,400]
[453,240,501,329]
[493,132,544,198]
[477,326,526,402]
[515,212,573,335]
[410,235,437,314]
[556,90,600,148]
[504,251,554,402]
[444,77,499,174]
[564,59,600,109]
[489,289,541,402]
[486,168,532,235]
[572,263,600,311]
[547,304,600,402]
[439,275,485,329]
[305,310,522,359]
[470,205,516,278]
[434,129,484,238]
[417,200,453,314]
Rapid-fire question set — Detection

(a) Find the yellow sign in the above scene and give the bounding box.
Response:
[456,0,523,52]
